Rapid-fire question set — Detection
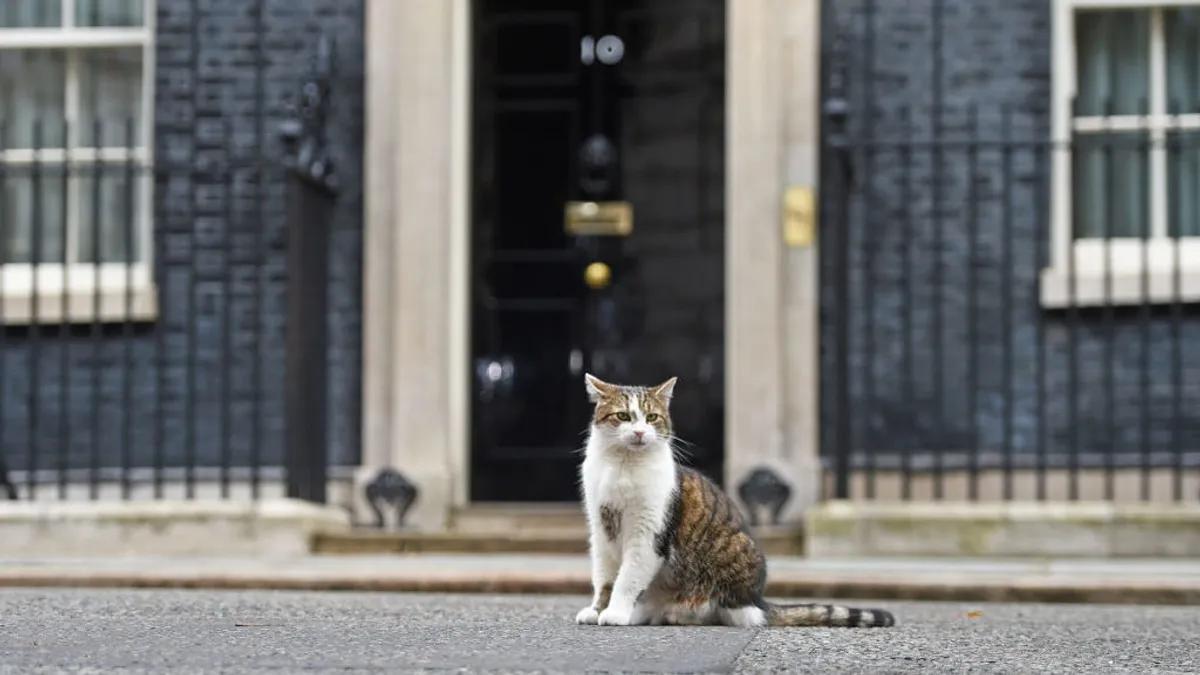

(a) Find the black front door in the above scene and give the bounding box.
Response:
[471,0,725,501]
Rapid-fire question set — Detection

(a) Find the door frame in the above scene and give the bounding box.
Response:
[361,0,823,530]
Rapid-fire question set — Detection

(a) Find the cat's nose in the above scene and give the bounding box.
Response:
[633,430,645,442]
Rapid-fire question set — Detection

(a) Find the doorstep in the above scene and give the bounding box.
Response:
[317,503,804,555]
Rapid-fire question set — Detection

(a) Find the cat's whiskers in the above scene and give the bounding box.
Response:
[666,434,695,448]
[665,435,695,463]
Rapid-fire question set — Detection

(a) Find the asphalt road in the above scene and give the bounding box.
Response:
[1,589,1197,673]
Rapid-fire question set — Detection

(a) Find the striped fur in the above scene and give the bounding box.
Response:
[577,374,896,629]
[764,602,896,628]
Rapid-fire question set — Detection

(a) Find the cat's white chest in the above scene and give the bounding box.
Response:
[593,463,643,510]
[582,444,675,538]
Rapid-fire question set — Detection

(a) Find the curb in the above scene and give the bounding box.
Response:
[764,578,1200,606]
[0,573,591,595]
[1,572,1196,605]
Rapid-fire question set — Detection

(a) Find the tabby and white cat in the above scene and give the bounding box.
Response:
[575,374,895,628]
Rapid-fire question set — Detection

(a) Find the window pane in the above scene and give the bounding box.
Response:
[1168,131,1200,237]
[0,0,62,27]
[78,48,142,147]
[1073,132,1149,238]
[1166,9,1200,113]
[0,171,67,264]
[1076,10,1150,116]
[0,50,66,149]
[76,0,144,27]
[76,169,140,263]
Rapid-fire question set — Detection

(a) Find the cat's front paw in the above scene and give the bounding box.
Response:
[597,605,634,626]
[575,606,599,625]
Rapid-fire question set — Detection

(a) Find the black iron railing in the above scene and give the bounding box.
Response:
[0,110,335,502]
[0,121,242,500]
[823,115,1200,502]
[821,0,1199,502]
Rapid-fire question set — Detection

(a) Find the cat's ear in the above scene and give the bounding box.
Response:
[651,376,677,402]
[585,373,614,402]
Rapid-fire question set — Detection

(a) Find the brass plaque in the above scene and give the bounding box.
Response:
[783,185,816,247]
[565,200,633,236]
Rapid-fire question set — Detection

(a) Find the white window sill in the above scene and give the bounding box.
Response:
[1040,239,1200,308]
[0,264,158,325]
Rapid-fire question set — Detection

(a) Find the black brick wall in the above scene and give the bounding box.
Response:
[1,0,364,479]
[821,0,1200,474]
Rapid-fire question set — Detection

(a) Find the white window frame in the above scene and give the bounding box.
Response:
[1047,0,1200,307]
[0,0,157,324]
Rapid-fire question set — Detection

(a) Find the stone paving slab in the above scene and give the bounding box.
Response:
[1,554,1199,604]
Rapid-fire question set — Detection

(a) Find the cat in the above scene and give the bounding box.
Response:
[575,373,895,628]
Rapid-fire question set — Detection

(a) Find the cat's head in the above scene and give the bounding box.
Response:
[584,373,676,450]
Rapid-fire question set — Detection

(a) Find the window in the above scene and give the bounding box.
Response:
[0,0,155,323]
[1048,0,1200,307]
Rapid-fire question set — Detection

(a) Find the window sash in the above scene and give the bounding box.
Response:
[0,0,145,32]
[0,0,148,45]
[0,0,154,277]
[1065,4,1200,241]
[1051,0,1200,307]
[0,147,147,163]
[1073,113,1200,130]
[0,28,145,49]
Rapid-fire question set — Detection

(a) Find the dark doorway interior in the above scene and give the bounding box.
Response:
[470,0,726,501]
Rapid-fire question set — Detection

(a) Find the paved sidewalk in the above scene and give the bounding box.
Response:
[2,554,1199,604]
[4,589,1200,673]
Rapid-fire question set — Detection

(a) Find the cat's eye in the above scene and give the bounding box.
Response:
[646,414,659,422]
[615,412,631,422]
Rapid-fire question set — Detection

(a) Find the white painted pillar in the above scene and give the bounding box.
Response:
[726,0,823,523]
[361,0,470,530]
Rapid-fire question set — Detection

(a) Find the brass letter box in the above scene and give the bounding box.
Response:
[564,200,633,236]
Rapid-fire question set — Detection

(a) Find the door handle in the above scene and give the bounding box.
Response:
[583,261,612,290]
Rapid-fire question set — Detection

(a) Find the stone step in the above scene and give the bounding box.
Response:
[313,529,589,555]
[449,503,586,532]
[313,522,804,556]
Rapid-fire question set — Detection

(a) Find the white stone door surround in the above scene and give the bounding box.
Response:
[361,0,823,530]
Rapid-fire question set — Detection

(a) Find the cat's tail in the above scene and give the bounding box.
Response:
[762,601,895,628]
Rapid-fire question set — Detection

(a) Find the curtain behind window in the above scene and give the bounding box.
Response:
[0,44,143,263]
[1166,8,1200,236]
[0,0,61,28]
[0,50,66,149]
[0,49,65,263]
[76,0,143,27]
[1074,10,1149,239]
